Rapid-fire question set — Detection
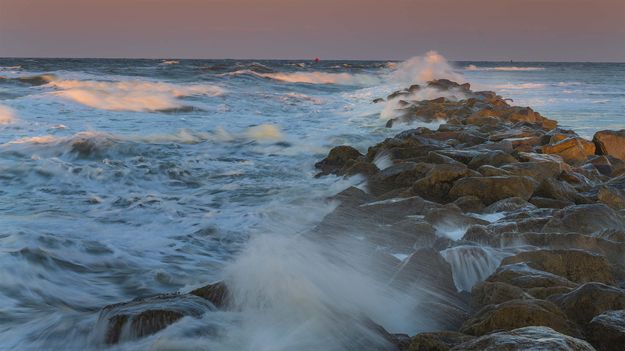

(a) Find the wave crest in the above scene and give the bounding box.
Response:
[0,105,16,125]
[465,65,545,72]
[48,79,225,112]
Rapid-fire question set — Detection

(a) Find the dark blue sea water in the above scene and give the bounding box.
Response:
[0,54,623,350]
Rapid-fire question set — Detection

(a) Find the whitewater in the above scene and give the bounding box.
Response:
[0,52,624,350]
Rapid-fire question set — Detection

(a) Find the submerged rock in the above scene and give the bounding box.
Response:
[94,294,214,345]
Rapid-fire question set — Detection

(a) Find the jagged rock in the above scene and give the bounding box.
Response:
[315,145,364,176]
[593,130,625,162]
[542,137,596,164]
[189,281,230,307]
[549,283,625,326]
[597,185,625,210]
[94,294,214,344]
[407,331,474,351]
[451,326,596,351]
[368,162,429,196]
[542,204,625,234]
[501,249,616,285]
[586,309,625,351]
[535,178,587,204]
[471,281,531,308]
[459,299,578,337]
[411,163,475,201]
[449,176,538,205]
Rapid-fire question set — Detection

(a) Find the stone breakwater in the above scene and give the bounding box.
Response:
[92,80,625,351]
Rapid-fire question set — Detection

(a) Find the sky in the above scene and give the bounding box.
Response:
[0,0,624,61]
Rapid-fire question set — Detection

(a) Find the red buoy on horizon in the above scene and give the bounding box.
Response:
[314,57,320,63]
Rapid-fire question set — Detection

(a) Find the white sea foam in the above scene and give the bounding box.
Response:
[0,105,16,124]
[245,124,283,141]
[48,79,224,112]
[465,65,545,72]
[390,51,464,85]
[228,70,380,85]
[495,83,546,90]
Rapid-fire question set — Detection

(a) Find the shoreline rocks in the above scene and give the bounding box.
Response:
[95,79,625,350]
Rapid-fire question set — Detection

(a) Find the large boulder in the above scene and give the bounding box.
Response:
[315,145,368,176]
[586,309,625,351]
[500,249,616,285]
[411,163,474,201]
[449,176,538,205]
[487,263,577,290]
[593,130,625,162]
[549,283,625,326]
[542,204,625,234]
[542,137,596,165]
[471,281,531,308]
[451,326,596,351]
[501,161,563,182]
[368,162,430,196]
[467,150,518,170]
[459,299,578,337]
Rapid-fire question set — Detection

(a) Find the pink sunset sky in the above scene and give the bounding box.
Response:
[0,0,624,61]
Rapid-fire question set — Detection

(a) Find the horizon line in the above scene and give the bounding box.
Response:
[1,56,624,64]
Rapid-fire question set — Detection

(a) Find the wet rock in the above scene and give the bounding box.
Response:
[467,150,518,170]
[315,145,364,176]
[449,176,539,205]
[535,178,587,204]
[189,281,230,307]
[477,165,511,176]
[487,263,577,290]
[593,130,625,162]
[501,249,616,285]
[453,196,485,213]
[451,326,596,351]
[542,137,596,165]
[597,185,625,210]
[542,204,625,234]
[530,196,575,209]
[482,197,536,213]
[368,162,430,196]
[94,294,213,344]
[460,299,578,337]
[407,331,474,351]
[501,161,562,182]
[471,281,531,308]
[549,283,625,326]
[411,163,474,201]
[424,206,489,234]
[586,309,625,351]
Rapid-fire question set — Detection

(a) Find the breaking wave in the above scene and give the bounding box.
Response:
[465,65,546,72]
[495,83,546,90]
[48,79,225,112]
[225,70,380,85]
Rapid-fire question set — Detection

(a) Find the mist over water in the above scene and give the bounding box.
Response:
[0,54,624,350]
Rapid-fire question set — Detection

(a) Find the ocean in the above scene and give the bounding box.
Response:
[0,53,624,350]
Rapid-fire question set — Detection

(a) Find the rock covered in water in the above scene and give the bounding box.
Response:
[93,294,214,345]
[450,326,596,351]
